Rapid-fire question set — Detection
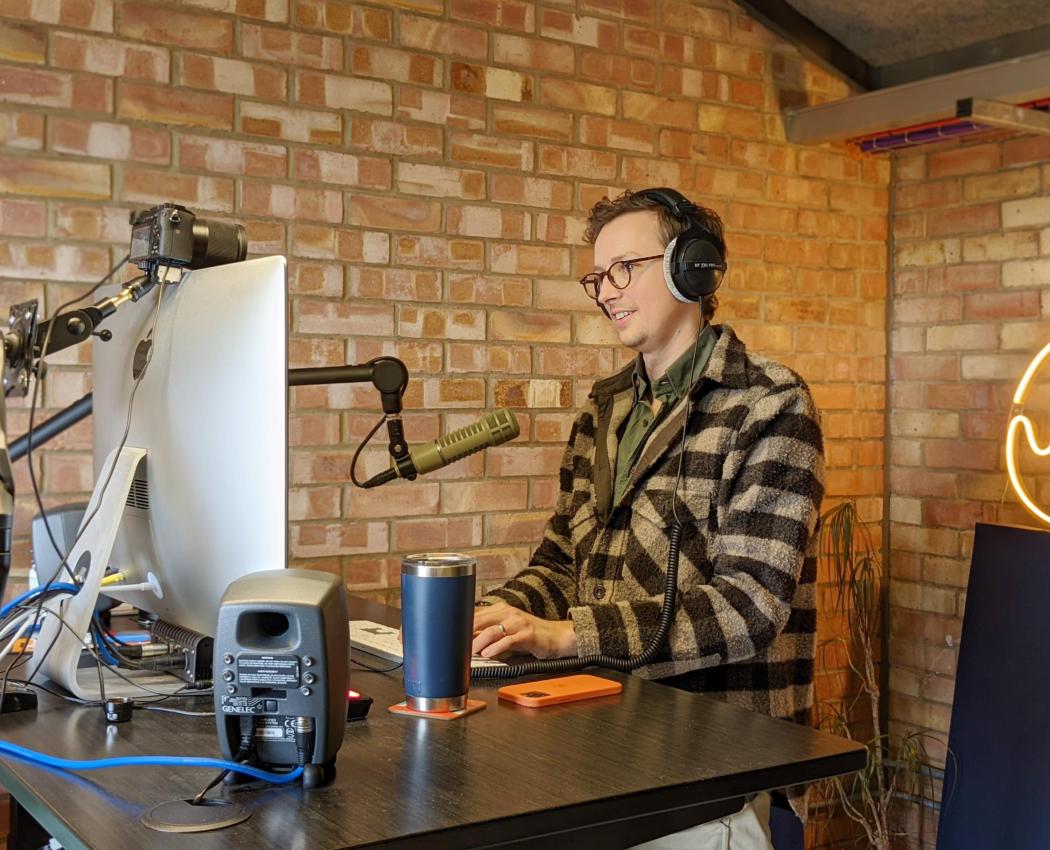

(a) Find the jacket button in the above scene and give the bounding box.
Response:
[593,585,606,600]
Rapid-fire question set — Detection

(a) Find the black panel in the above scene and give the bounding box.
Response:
[937,523,1050,849]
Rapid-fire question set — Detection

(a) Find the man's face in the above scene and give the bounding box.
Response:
[593,209,696,360]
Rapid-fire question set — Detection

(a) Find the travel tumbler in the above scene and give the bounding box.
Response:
[400,553,476,712]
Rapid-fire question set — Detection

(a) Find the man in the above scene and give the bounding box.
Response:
[472,188,824,848]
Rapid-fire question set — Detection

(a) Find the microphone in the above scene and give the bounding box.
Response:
[363,409,520,488]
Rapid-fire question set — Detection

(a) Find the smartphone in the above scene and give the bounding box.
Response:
[498,674,623,708]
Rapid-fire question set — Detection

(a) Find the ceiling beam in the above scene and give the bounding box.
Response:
[876,24,1050,89]
[957,98,1050,136]
[732,0,873,91]
[786,49,1050,145]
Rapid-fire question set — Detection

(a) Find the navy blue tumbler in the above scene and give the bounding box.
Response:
[401,553,476,712]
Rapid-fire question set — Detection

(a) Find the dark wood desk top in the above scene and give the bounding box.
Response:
[0,598,865,849]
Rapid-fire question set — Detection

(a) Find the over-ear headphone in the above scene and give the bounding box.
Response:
[636,187,727,303]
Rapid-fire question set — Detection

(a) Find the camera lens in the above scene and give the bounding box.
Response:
[191,219,248,269]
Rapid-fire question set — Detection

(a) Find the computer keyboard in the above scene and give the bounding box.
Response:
[349,620,508,669]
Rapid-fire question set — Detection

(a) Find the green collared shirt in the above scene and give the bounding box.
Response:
[613,325,717,504]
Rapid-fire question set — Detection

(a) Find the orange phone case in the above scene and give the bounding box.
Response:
[497,674,623,708]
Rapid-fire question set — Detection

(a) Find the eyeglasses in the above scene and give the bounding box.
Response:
[579,254,664,301]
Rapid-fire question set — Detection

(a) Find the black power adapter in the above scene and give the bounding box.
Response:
[0,684,38,713]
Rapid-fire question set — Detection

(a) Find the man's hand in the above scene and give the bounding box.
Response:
[472,601,578,660]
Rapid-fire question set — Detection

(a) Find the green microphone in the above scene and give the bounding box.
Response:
[400,409,520,477]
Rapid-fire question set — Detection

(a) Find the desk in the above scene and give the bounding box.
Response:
[0,597,865,849]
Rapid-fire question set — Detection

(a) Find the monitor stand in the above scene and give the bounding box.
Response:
[28,446,184,700]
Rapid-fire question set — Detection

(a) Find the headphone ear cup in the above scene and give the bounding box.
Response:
[661,236,692,303]
[674,237,724,301]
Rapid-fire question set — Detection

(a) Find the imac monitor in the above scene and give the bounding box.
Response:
[91,255,288,638]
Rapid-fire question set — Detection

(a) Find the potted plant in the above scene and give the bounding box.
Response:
[812,500,947,849]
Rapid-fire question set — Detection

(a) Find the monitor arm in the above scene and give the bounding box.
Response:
[0,277,154,602]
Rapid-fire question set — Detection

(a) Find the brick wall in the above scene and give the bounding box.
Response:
[888,131,1050,841]
[1,1,889,608]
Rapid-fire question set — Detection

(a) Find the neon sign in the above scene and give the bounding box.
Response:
[1006,341,1050,525]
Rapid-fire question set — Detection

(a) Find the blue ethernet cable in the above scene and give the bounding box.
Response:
[0,583,79,621]
[0,741,305,784]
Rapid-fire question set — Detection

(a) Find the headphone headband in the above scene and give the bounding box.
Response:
[635,187,726,303]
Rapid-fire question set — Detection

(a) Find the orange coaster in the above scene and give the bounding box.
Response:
[388,699,487,720]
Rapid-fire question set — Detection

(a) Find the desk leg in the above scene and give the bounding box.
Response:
[8,797,51,850]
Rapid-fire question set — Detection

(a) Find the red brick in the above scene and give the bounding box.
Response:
[623,28,694,63]
[399,15,488,60]
[925,202,999,237]
[50,118,169,164]
[540,78,617,116]
[0,239,111,282]
[697,103,763,139]
[296,71,392,114]
[581,0,655,22]
[351,118,442,157]
[622,156,696,192]
[0,199,45,237]
[447,205,530,240]
[1003,135,1050,167]
[52,31,168,80]
[492,104,572,141]
[240,102,340,144]
[120,81,231,130]
[490,244,570,275]
[659,66,718,100]
[393,516,482,551]
[490,174,572,209]
[659,0,729,38]
[540,9,618,49]
[0,154,110,200]
[294,149,390,189]
[963,291,1040,320]
[493,379,573,408]
[3,0,114,32]
[351,45,441,87]
[927,143,1000,178]
[449,273,531,307]
[397,87,487,129]
[0,20,48,64]
[348,267,441,302]
[124,167,233,212]
[537,145,615,180]
[398,306,484,340]
[581,117,654,154]
[925,440,998,471]
[394,234,484,270]
[348,194,441,232]
[295,0,392,38]
[491,310,570,342]
[495,34,574,74]
[451,0,534,31]
[52,204,129,242]
[179,53,286,99]
[397,163,485,199]
[295,299,393,337]
[180,135,287,178]
[240,23,343,70]
[0,112,44,150]
[459,140,536,179]
[119,3,232,51]
[292,224,390,263]
[241,181,341,223]
[581,50,655,89]
[288,261,343,297]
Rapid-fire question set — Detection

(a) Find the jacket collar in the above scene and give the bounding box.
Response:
[589,323,749,401]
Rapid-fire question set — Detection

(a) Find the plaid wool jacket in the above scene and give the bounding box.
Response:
[485,323,825,756]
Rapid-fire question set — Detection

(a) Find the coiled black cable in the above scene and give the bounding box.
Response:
[470,522,682,680]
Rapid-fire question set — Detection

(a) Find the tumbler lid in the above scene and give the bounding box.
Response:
[402,553,476,577]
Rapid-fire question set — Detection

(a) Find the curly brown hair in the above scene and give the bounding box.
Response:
[584,189,724,321]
